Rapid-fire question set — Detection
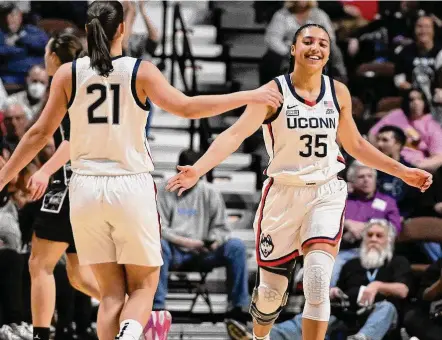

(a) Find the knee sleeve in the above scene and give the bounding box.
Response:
[302,250,334,322]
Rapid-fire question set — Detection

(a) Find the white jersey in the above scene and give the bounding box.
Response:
[67,56,154,176]
[262,74,346,186]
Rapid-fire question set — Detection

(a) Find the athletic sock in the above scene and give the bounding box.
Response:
[33,327,50,340]
[253,331,270,340]
[116,319,143,340]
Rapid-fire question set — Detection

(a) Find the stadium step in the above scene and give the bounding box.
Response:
[132,1,212,36]
[163,43,224,59]
[158,59,227,92]
[151,148,252,172]
[168,323,229,340]
[149,128,200,151]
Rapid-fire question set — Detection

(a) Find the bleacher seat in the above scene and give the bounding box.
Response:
[151,148,252,172]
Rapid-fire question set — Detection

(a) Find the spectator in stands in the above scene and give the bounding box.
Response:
[260,0,347,85]
[374,125,442,264]
[330,219,410,340]
[0,78,7,111]
[0,161,33,339]
[227,219,411,340]
[331,161,401,286]
[397,164,442,263]
[123,1,159,59]
[403,258,442,340]
[30,1,88,31]
[375,125,419,218]
[393,16,442,103]
[347,1,423,62]
[154,149,249,320]
[369,88,442,172]
[0,2,48,86]
[6,64,48,120]
[2,102,30,153]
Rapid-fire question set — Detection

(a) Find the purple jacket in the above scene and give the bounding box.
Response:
[345,191,402,233]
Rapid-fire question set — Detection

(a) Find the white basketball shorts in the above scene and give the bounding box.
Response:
[254,176,347,267]
[69,172,163,267]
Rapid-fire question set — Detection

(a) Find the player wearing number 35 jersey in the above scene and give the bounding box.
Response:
[167,24,433,340]
[0,2,283,340]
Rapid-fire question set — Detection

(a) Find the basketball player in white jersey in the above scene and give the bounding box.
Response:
[166,24,433,340]
[27,32,171,340]
[0,1,283,340]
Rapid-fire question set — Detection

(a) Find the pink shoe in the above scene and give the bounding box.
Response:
[143,310,172,340]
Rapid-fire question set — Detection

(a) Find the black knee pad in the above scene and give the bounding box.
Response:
[249,258,297,325]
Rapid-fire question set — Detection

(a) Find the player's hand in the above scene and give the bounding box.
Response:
[27,170,50,201]
[247,86,283,110]
[166,165,200,196]
[400,167,433,192]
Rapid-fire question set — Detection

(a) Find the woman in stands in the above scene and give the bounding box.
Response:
[166,24,432,340]
[368,88,442,173]
[0,2,283,340]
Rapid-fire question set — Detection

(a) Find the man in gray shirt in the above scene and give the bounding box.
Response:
[153,150,249,318]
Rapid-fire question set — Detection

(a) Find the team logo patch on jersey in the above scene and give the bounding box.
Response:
[260,234,274,258]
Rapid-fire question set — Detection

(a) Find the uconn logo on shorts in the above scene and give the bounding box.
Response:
[260,234,274,258]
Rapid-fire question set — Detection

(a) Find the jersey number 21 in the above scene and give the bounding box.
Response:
[87,83,120,125]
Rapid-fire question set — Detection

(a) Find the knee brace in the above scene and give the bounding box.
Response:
[302,250,334,322]
[249,259,296,325]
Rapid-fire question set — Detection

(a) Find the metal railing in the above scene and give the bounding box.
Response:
[166,1,214,180]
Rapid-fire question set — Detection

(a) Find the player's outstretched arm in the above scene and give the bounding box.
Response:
[166,102,272,196]
[0,64,70,190]
[138,61,283,118]
[27,140,70,201]
[336,80,433,192]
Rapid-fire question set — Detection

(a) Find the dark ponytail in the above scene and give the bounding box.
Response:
[86,1,124,77]
[50,32,84,64]
[288,23,331,74]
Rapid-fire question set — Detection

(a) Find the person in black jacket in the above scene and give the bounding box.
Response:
[403,258,442,340]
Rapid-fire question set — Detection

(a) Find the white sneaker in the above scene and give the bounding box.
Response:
[0,325,22,340]
[10,323,33,340]
[347,334,370,340]
[21,323,32,335]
